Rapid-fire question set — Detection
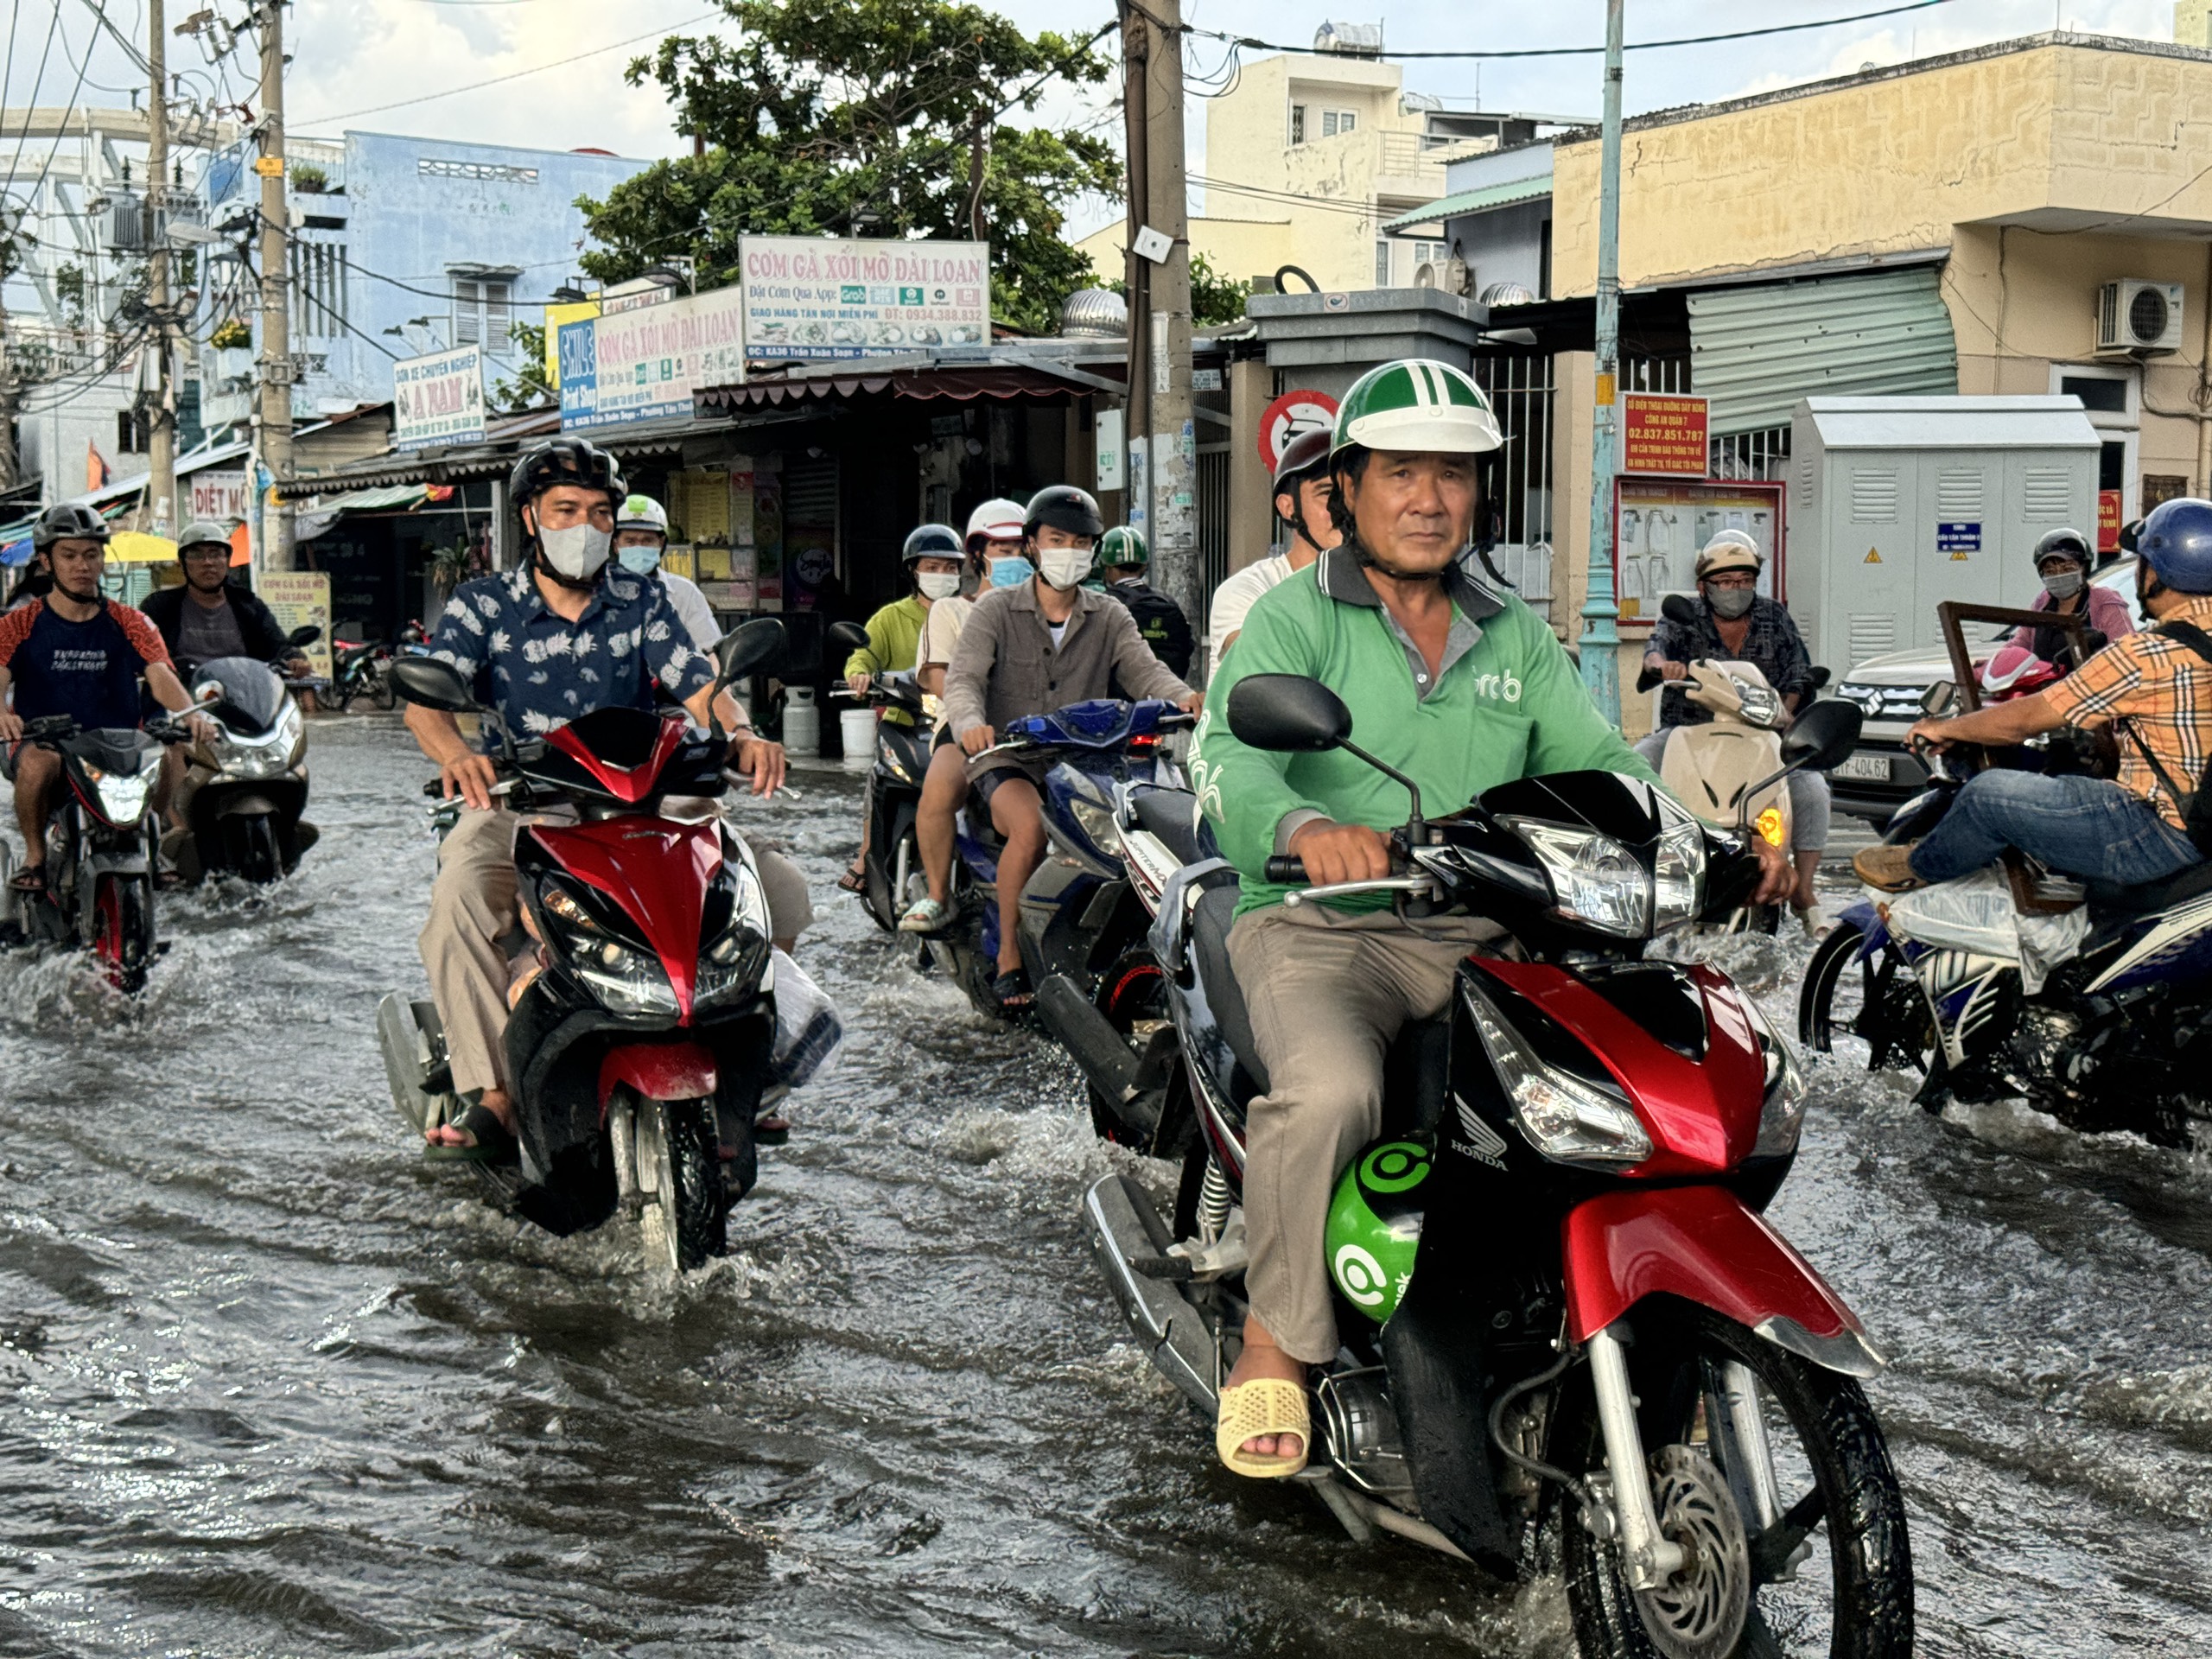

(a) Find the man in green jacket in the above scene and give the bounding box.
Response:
[1189,359,1789,1478]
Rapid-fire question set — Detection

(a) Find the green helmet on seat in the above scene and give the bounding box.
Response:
[1330,359,1503,461]
[1324,1139,1432,1323]
[1098,525,1147,569]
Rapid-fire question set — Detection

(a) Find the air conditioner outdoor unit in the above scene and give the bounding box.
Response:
[1414,256,1471,296]
[2097,279,2186,356]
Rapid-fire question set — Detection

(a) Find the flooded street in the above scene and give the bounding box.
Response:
[1,715,2208,1656]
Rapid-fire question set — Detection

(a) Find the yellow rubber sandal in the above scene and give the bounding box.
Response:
[1215,1377,1311,1478]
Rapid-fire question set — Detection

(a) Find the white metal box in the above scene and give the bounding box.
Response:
[1788,396,2101,671]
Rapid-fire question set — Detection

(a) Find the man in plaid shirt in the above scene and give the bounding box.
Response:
[1855,497,2212,893]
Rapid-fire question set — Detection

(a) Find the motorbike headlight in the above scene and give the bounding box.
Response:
[696,860,771,1012]
[539,880,678,1015]
[1652,797,1707,936]
[1742,993,1809,1158]
[1461,979,1653,1167]
[1502,817,1650,938]
[88,755,156,824]
[1068,793,1124,859]
[214,732,289,779]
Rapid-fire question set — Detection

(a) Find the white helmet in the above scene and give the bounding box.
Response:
[965,497,1027,550]
[616,493,670,540]
[1694,530,1763,581]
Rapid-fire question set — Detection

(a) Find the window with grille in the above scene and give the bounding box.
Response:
[1375,241,1390,286]
[1850,469,1898,523]
[418,158,538,184]
[452,276,513,348]
[116,408,149,454]
[1289,105,1306,144]
[1404,238,1447,272]
[289,239,348,340]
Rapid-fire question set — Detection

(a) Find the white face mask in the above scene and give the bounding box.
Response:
[917,571,962,601]
[538,521,612,582]
[1037,549,1092,590]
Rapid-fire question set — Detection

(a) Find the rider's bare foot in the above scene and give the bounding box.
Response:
[1224,1317,1306,1462]
[426,1087,514,1147]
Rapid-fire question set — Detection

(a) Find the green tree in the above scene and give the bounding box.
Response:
[491,319,555,412]
[1104,251,1249,329]
[577,0,1120,335]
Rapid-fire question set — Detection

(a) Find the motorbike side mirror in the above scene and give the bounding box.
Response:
[286,624,322,648]
[1806,665,1832,691]
[387,657,477,715]
[1660,593,1700,627]
[1778,698,1864,773]
[825,620,870,654]
[1922,680,1960,718]
[1226,673,1352,752]
[714,617,787,688]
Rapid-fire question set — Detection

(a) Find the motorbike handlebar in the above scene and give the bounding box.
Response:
[1264,855,1306,883]
[1634,665,1664,693]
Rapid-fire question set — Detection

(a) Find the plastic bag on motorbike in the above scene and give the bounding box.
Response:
[768,948,844,1091]
[1883,865,2090,993]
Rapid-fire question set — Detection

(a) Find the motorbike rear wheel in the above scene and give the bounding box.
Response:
[636,1098,728,1273]
[369,668,397,711]
[1559,1302,1912,1659]
[1799,922,1933,1072]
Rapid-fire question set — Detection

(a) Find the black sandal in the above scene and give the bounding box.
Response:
[991,968,1034,1012]
[836,867,868,895]
[8,866,45,894]
[423,1100,519,1165]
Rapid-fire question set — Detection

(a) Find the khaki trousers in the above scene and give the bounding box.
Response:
[418,807,815,1097]
[1226,902,1500,1364]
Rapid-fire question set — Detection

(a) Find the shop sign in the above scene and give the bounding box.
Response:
[188,469,247,523]
[2100,489,2124,553]
[258,570,334,681]
[392,345,486,449]
[558,286,748,431]
[738,234,988,359]
[1620,393,1708,477]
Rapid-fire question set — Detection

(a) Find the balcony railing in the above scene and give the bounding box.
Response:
[1377,130,1496,175]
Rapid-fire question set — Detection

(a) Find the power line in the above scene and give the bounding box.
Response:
[291,11,718,126]
[1175,0,1961,60]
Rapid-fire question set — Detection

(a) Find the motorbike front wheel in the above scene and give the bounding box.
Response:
[92,875,155,995]
[1799,922,1934,1073]
[235,816,283,885]
[369,668,397,712]
[1559,1302,1912,1659]
[635,1098,728,1273]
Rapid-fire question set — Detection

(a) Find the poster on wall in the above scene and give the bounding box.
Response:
[738,235,988,358]
[1620,393,1709,478]
[752,461,785,611]
[558,287,748,430]
[1612,479,1785,621]
[258,571,334,681]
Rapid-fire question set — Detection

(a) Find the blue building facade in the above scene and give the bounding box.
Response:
[196,130,649,425]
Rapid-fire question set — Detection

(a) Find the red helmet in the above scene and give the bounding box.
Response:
[1980,642,2065,701]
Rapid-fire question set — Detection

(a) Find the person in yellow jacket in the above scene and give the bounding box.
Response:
[839,524,964,893]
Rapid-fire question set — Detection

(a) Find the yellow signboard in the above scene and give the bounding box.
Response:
[252,155,284,177]
[258,571,334,681]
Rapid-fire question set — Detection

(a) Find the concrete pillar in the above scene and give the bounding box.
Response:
[1228,357,1273,574]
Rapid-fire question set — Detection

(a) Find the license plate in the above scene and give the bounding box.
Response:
[1833,753,1891,782]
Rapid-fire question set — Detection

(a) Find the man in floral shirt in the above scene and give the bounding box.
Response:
[406,437,789,1160]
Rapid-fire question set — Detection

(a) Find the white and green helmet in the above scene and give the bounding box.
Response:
[616,493,670,538]
[1331,358,1503,461]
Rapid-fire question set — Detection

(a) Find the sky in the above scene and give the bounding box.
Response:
[0,0,2185,243]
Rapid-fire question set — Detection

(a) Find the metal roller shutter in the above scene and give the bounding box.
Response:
[1688,266,1957,435]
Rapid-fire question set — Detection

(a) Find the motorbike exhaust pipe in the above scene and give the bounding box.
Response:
[1037,974,1156,1136]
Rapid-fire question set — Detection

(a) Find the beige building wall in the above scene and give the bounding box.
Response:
[2179,3,2210,48]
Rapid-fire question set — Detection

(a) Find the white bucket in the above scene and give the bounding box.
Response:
[840,706,880,766]
[783,686,820,756]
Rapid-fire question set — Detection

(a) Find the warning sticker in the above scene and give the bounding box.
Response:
[1865,548,1883,563]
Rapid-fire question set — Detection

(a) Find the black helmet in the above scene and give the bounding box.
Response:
[1271,427,1332,496]
[32,502,110,551]
[2031,527,2091,569]
[901,523,963,567]
[508,436,626,512]
[1024,484,1103,542]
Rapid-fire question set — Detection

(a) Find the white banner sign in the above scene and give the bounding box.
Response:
[738,235,988,359]
[558,286,748,432]
[188,469,247,523]
[393,345,486,450]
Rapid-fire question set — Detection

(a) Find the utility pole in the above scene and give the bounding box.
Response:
[253,0,293,577]
[146,0,176,537]
[1580,0,1625,727]
[1120,0,1150,543]
[1141,0,1200,650]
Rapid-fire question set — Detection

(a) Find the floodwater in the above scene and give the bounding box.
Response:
[0,717,2206,1656]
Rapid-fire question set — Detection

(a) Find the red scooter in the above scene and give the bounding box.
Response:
[1084,674,1911,1654]
[376,621,788,1271]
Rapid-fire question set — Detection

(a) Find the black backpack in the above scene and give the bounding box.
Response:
[2115,619,2212,855]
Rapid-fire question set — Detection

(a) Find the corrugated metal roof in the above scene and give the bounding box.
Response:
[1687,266,1957,435]
[1797,395,2101,450]
[1381,175,1552,234]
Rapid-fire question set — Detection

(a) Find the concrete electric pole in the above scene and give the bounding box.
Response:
[146,0,176,537]
[1119,2,1150,544]
[1580,0,1627,727]
[1141,0,1201,652]
[254,0,293,575]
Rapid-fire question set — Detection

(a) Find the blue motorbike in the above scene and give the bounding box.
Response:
[929,697,1191,1020]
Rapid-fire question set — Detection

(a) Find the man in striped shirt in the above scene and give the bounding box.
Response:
[1855,497,2212,893]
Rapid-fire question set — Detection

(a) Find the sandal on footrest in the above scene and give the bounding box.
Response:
[1215,1377,1310,1478]
[423,1100,519,1166]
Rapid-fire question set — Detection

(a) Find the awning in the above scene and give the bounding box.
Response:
[696,361,1103,411]
[294,483,431,541]
[1687,265,1958,435]
[1382,175,1552,235]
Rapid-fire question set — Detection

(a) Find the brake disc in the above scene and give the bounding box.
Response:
[1633,1444,1751,1659]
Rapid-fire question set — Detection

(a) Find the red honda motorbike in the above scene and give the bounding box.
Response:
[1083,674,1912,1655]
[376,621,787,1271]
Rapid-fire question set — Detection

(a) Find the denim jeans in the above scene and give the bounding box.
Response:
[1908,769,2203,887]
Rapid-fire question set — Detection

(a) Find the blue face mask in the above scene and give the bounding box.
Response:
[617,546,662,575]
[990,555,1034,588]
